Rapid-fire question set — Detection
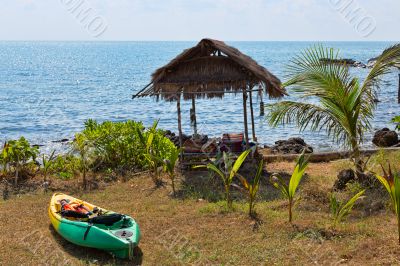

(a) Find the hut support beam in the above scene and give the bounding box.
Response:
[242,90,250,149]
[191,97,198,136]
[177,95,183,162]
[249,90,256,142]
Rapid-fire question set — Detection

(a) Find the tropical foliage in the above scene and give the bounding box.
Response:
[375,164,400,244]
[329,190,365,228]
[195,149,252,209]
[271,151,309,223]
[0,137,39,185]
[162,144,181,196]
[236,159,264,217]
[42,150,56,183]
[392,116,400,131]
[268,44,400,178]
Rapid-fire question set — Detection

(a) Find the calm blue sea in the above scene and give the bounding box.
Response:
[0,41,398,153]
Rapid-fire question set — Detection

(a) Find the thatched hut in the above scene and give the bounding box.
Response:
[133,38,286,152]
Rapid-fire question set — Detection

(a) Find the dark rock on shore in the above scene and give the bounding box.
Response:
[52,138,69,143]
[333,169,355,191]
[271,137,313,154]
[164,131,208,147]
[372,128,398,147]
[320,58,366,68]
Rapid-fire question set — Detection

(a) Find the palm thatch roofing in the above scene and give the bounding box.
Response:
[133,38,286,101]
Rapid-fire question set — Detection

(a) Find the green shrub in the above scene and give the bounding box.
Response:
[0,137,39,184]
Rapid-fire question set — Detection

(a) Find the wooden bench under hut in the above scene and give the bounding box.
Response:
[133,38,286,167]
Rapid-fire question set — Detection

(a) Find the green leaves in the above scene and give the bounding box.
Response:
[237,159,264,217]
[376,164,400,244]
[330,190,365,227]
[271,151,309,223]
[268,44,400,177]
[0,137,39,184]
[195,149,252,209]
[392,116,400,131]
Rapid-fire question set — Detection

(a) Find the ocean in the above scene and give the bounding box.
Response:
[0,41,398,153]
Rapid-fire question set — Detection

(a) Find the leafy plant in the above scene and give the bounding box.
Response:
[0,137,39,185]
[42,150,56,183]
[236,159,264,217]
[268,44,400,179]
[137,120,164,186]
[162,143,181,197]
[73,133,95,190]
[375,164,400,244]
[329,190,365,228]
[271,151,309,223]
[392,116,400,131]
[195,149,252,209]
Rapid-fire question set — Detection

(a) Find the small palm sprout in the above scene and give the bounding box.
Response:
[42,150,56,183]
[195,149,252,209]
[162,146,181,197]
[236,159,264,217]
[270,151,309,223]
[329,190,365,228]
[375,164,400,244]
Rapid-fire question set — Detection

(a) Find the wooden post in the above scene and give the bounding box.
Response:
[242,90,249,149]
[191,96,198,136]
[249,90,256,142]
[177,95,183,162]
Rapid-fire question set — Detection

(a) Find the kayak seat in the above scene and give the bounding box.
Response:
[89,213,124,226]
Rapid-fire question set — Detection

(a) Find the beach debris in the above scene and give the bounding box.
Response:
[372,128,399,147]
[271,137,313,154]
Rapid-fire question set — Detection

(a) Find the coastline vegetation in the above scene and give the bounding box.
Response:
[1,44,400,264]
[268,44,400,180]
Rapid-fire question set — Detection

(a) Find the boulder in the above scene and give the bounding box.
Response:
[333,169,355,191]
[271,137,313,154]
[372,128,399,147]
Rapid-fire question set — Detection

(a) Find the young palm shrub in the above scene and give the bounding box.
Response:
[162,144,181,197]
[136,120,164,186]
[329,190,365,228]
[236,159,264,217]
[42,150,56,183]
[195,149,252,209]
[73,134,94,190]
[375,164,400,244]
[268,44,400,179]
[271,152,309,223]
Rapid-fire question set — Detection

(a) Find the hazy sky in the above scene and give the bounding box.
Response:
[1,0,399,41]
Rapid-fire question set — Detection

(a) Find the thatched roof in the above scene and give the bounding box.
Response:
[133,38,286,101]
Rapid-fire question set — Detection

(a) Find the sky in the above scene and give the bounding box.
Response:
[0,0,399,41]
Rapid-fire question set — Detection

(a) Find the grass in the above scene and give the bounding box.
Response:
[1,155,400,265]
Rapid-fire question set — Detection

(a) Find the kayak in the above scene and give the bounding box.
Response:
[48,193,141,259]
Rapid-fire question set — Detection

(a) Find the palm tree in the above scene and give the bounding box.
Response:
[268,44,400,179]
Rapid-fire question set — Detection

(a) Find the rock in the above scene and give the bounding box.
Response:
[367,57,378,68]
[271,137,313,154]
[52,138,69,143]
[372,128,399,147]
[320,58,366,68]
[333,169,355,191]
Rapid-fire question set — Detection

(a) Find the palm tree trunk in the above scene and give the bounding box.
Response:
[289,200,293,223]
